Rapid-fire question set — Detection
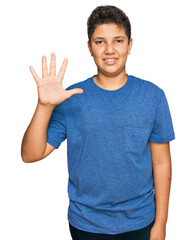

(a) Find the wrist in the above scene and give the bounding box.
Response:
[36,102,56,117]
[37,100,56,111]
[154,217,167,227]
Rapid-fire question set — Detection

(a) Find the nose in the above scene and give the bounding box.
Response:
[104,43,115,54]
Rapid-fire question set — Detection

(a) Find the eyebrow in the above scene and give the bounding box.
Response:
[93,36,126,40]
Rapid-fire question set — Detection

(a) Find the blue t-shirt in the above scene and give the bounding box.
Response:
[47,74,175,235]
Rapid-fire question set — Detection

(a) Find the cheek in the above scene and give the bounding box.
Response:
[92,53,102,63]
[92,51,104,64]
[120,48,129,56]
[116,44,129,55]
[91,45,103,56]
[91,53,103,66]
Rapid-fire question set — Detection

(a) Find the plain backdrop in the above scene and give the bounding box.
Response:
[0,0,195,239]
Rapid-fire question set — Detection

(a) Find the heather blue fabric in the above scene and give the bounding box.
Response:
[47,75,175,235]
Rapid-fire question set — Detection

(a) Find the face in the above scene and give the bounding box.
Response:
[88,23,133,78]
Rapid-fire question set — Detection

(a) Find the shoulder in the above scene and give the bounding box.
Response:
[65,77,91,91]
[62,76,92,107]
[129,75,164,100]
[130,75,162,91]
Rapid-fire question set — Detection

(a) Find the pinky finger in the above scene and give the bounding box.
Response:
[29,66,40,83]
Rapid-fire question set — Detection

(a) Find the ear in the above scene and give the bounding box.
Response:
[128,38,133,55]
[87,41,93,56]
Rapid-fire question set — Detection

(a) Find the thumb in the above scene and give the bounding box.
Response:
[65,88,84,99]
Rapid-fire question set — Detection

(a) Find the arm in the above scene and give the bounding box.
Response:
[149,141,172,240]
[21,53,83,163]
[21,103,56,163]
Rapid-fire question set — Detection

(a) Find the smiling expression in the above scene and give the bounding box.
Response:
[88,23,133,77]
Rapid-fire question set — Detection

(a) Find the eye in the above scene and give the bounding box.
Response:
[96,41,104,44]
[116,40,123,43]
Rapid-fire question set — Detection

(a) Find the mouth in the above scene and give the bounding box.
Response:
[103,58,118,64]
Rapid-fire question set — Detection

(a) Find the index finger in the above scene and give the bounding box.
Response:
[57,58,68,80]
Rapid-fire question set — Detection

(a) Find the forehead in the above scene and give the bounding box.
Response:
[92,23,127,38]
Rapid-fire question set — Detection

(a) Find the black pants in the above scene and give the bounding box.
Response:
[69,220,155,240]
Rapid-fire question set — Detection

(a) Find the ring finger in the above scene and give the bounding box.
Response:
[42,56,48,78]
[49,53,56,76]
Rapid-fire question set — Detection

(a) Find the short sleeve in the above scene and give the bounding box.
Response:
[47,103,67,149]
[149,90,175,143]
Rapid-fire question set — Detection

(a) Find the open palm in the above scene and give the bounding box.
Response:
[29,53,83,106]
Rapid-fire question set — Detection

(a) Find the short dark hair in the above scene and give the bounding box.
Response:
[87,5,131,45]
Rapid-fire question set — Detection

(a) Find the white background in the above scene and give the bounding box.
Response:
[0,0,195,239]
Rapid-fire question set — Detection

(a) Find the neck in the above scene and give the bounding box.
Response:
[94,71,128,91]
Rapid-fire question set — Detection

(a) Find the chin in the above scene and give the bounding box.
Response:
[99,68,125,78]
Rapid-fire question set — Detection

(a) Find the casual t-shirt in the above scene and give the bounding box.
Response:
[47,74,175,235]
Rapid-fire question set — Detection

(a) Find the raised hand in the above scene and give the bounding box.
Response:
[29,53,83,107]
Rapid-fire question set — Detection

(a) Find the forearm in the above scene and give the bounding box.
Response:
[153,161,172,225]
[21,102,55,162]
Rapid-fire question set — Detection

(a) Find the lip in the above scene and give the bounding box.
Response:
[103,58,118,65]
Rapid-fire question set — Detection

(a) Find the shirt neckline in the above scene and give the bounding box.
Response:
[90,74,131,93]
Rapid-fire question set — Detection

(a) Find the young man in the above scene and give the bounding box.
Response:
[21,5,175,240]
